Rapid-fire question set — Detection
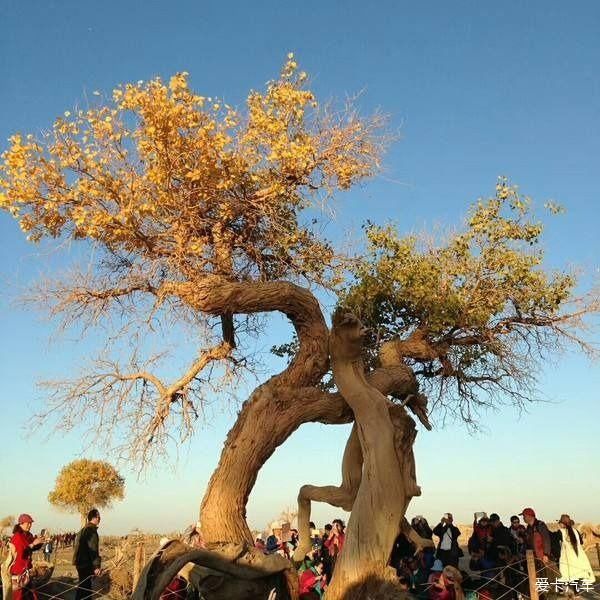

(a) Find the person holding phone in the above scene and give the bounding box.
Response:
[7,513,46,600]
[299,559,327,599]
[433,513,461,567]
[324,520,345,559]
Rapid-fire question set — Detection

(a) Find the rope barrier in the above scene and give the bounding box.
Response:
[9,544,597,600]
[19,571,123,600]
[407,553,597,600]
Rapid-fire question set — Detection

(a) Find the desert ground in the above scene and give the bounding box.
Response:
[6,526,600,599]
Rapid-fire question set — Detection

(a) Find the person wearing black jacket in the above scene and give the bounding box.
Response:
[389,531,416,576]
[73,509,102,600]
[432,513,462,567]
[411,516,433,540]
[487,514,515,564]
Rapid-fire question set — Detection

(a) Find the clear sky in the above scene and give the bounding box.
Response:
[1,0,599,535]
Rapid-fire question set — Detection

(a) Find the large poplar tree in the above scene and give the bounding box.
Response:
[1,58,596,598]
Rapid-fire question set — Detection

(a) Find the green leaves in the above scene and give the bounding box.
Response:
[345,181,572,339]
[339,180,584,422]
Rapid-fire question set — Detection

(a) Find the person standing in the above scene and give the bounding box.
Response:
[557,514,594,583]
[42,538,53,563]
[390,531,415,576]
[6,514,46,600]
[520,507,556,591]
[323,520,345,572]
[487,514,514,565]
[433,514,461,568]
[73,509,102,600]
[320,524,333,583]
[520,508,551,564]
[509,516,526,556]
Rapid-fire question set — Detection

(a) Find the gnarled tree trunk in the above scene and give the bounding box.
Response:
[196,281,330,543]
[199,382,352,543]
[200,364,418,545]
[196,281,423,573]
[294,423,362,560]
[132,540,297,600]
[325,313,422,599]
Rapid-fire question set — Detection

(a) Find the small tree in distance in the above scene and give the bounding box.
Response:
[0,515,15,535]
[48,459,125,525]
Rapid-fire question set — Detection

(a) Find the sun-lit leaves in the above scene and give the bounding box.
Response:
[344,181,575,336]
[48,459,125,519]
[0,57,385,288]
[0,58,388,465]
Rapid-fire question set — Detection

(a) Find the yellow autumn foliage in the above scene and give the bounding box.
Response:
[0,57,385,286]
[48,459,125,519]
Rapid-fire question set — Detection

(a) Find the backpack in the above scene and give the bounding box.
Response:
[265,535,279,553]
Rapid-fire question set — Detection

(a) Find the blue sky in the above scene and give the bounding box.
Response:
[1,0,599,535]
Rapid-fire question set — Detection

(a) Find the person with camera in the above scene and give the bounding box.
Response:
[5,513,46,600]
[299,558,327,599]
[433,513,462,568]
[323,519,345,572]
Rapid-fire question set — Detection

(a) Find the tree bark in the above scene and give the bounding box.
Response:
[193,277,419,547]
[199,383,340,543]
[200,363,417,545]
[325,313,421,600]
[176,279,331,388]
[196,281,328,543]
[132,540,296,600]
[293,405,431,562]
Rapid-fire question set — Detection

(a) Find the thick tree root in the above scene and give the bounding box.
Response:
[132,540,297,600]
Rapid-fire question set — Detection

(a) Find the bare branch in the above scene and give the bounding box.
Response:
[35,341,236,467]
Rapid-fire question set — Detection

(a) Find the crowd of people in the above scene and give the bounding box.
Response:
[253,519,345,598]
[0,530,77,561]
[255,509,596,599]
[0,510,101,600]
[391,509,595,599]
[1,507,596,600]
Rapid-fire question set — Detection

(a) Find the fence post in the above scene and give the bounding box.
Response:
[596,543,600,572]
[132,541,146,590]
[526,550,539,600]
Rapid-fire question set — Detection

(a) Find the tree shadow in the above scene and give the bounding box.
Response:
[339,575,413,600]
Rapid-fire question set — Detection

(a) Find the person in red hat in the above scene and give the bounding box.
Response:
[520,507,556,590]
[7,514,46,600]
[520,508,551,563]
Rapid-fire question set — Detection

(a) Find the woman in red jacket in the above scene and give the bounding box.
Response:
[323,520,345,557]
[8,514,45,600]
[299,559,327,599]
